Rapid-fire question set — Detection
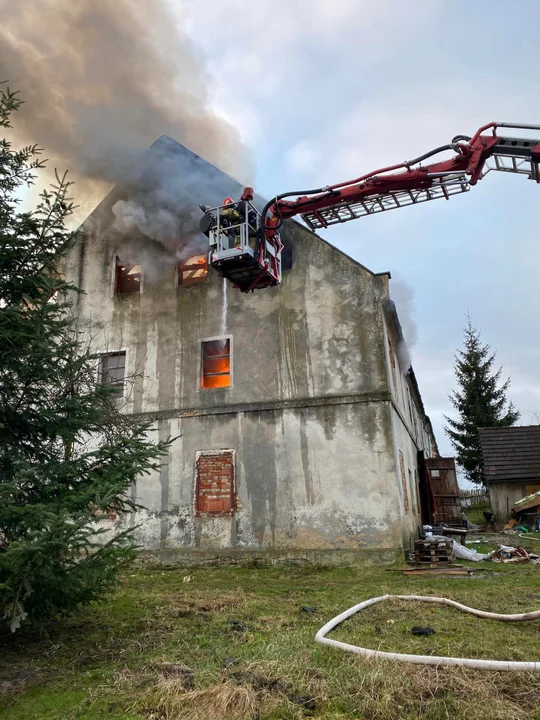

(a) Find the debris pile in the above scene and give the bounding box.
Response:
[488,545,540,564]
[412,534,540,565]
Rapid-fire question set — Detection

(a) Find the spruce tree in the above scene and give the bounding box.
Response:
[445,318,519,485]
[0,86,169,631]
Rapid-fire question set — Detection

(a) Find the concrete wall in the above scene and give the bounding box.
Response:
[113,401,403,558]
[65,217,390,413]
[489,483,531,523]
[382,317,434,539]
[64,139,436,562]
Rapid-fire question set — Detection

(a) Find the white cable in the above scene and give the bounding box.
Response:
[315,594,540,671]
[519,533,540,542]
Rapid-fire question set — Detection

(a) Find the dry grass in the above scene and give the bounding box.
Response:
[134,659,540,720]
[345,660,540,720]
[2,562,540,719]
[144,681,260,720]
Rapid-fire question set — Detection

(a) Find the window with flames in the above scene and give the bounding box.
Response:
[200,339,231,389]
[115,256,141,294]
[178,254,208,286]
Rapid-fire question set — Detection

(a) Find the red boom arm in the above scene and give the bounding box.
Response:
[260,122,540,237]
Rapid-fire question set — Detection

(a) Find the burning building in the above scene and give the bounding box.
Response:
[64,135,438,565]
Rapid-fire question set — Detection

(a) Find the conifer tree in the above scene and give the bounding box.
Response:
[0,85,168,631]
[445,318,519,485]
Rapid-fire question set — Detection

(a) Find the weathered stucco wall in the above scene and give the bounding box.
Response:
[489,483,528,523]
[65,218,390,413]
[114,401,402,558]
[64,139,435,563]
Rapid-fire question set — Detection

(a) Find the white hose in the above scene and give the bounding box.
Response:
[519,533,540,542]
[315,594,540,671]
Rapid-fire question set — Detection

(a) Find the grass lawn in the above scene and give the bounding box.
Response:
[1,551,540,720]
[464,502,490,527]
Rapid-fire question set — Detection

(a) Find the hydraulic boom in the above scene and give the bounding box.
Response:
[201,122,540,292]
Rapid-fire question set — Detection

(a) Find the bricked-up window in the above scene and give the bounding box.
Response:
[399,449,409,513]
[99,352,126,396]
[200,339,231,389]
[178,254,208,286]
[195,451,235,515]
[115,256,141,294]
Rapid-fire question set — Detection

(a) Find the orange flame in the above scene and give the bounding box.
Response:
[201,340,230,389]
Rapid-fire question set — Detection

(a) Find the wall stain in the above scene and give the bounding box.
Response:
[241,411,278,546]
[299,413,315,505]
[159,418,171,547]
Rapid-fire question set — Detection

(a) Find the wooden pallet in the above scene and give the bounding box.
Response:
[413,538,455,566]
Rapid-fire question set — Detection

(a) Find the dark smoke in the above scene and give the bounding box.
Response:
[0,0,252,216]
[106,135,245,280]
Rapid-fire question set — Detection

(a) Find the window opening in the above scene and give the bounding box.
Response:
[178,254,208,286]
[115,256,141,294]
[399,449,409,513]
[201,339,231,389]
[99,352,126,396]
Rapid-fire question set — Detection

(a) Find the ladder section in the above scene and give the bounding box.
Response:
[483,136,540,182]
[485,153,540,182]
[301,172,470,231]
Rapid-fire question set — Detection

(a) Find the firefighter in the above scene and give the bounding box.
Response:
[220,197,242,249]
[220,197,241,224]
[220,193,258,250]
[235,188,258,250]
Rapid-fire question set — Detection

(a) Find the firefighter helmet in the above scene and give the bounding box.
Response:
[223,197,234,206]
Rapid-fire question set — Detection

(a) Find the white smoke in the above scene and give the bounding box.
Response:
[391,277,418,348]
[389,277,418,373]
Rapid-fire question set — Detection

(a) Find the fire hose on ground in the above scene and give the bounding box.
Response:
[519,533,540,542]
[315,594,540,671]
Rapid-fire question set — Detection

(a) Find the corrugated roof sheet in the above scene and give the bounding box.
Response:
[479,426,540,484]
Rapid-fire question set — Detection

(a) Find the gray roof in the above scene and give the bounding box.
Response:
[479,426,540,484]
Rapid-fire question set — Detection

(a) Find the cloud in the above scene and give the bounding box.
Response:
[182,0,440,156]
[285,141,323,175]
[7,0,539,464]
[282,81,540,186]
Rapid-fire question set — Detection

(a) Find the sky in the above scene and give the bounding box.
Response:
[176,0,540,482]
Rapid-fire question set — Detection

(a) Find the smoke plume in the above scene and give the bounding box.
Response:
[390,277,418,373]
[108,135,245,280]
[0,0,252,216]
[391,278,418,347]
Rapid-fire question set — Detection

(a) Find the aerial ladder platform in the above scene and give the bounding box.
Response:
[200,122,540,292]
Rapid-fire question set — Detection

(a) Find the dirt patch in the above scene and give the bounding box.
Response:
[229,669,317,713]
[148,663,194,690]
[170,598,239,618]
[0,667,42,696]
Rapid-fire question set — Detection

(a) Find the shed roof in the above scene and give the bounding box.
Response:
[479,426,540,484]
